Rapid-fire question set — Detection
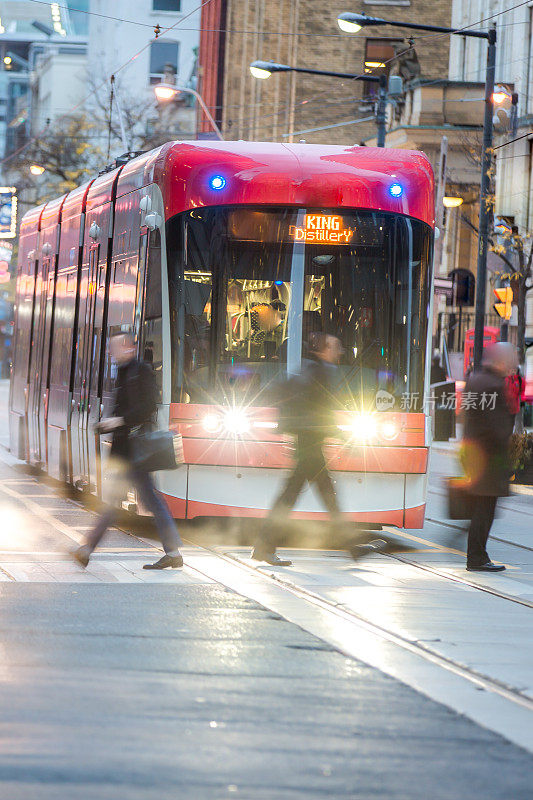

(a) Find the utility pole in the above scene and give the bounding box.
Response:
[434,136,448,276]
[473,24,497,368]
[376,75,387,148]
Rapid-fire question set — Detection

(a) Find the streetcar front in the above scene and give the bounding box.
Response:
[159,144,433,526]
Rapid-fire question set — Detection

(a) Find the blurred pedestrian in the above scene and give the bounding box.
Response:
[461,342,517,572]
[73,332,183,570]
[252,332,382,566]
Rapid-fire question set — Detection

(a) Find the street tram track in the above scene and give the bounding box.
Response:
[2,467,532,710]
[427,485,533,552]
[178,538,533,712]
[425,514,533,553]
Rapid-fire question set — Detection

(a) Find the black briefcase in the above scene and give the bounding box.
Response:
[130,430,184,473]
[446,477,474,520]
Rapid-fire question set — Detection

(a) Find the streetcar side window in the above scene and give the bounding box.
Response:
[181,267,212,402]
[142,230,163,401]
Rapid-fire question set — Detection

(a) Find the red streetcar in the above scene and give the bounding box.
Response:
[10,140,434,527]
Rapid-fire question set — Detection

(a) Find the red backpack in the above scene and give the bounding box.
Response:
[505,374,522,414]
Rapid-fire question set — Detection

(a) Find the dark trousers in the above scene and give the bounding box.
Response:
[467,495,497,567]
[258,433,341,552]
[86,465,182,556]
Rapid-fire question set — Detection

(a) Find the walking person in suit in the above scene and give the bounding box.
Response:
[73,332,183,570]
[252,332,383,566]
[462,342,518,572]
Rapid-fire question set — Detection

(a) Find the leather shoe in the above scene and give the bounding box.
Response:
[251,549,292,566]
[349,538,387,561]
[466,561,505,572]
[73,545,92,568]
[143,554,183,570]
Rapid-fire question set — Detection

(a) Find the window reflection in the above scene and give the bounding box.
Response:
[167,208,431,409]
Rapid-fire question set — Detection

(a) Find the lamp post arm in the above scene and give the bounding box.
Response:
[376,74,387,147]
[351,17,489,39]
[284,65,380,82]
[178,86,224,140]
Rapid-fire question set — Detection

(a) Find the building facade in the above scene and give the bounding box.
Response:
[87,0,199,116]
[449,0,533,374]
[199,0,453,145]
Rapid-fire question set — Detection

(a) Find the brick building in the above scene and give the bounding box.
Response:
[198,0,453,144]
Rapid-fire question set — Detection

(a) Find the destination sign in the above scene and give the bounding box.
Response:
[289,214,354,244]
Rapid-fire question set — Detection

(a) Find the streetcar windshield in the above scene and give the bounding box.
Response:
[166,207,432,410]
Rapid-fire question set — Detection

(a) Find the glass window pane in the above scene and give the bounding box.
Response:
[166,208,431,410]
[149,40,179,76]
[153,0,181,10]
[363,38,403,97]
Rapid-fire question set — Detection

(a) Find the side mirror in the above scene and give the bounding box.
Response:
[145,212,162,231]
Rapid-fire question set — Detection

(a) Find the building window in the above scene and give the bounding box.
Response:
[149,39,179,85]
[153,0,181,10]
[363,38,402,98]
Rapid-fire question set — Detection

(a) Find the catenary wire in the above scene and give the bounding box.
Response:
[21,0,533,37]
[0,0,214,167]
[7,0,533,163]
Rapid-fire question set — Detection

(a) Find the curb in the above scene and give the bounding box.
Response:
[431,445,459,455]
[510,483,533,497]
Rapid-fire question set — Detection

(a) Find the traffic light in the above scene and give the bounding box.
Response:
[493,286,513,319]
[492,85,519,136]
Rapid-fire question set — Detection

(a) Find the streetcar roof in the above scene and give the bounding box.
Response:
[19,140,435,233]
[154,140,435,228]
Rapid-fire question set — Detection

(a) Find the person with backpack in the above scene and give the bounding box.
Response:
[73,332,183,570]
[252,332,382,566]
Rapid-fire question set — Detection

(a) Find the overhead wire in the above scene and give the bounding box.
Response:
[0,0,214,167]
[21,0,533,37]
[6,0,533,163]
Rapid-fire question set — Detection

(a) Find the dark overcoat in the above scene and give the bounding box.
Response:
[279,356,339,439]
[110,359,157,458]
[461,366,514,496]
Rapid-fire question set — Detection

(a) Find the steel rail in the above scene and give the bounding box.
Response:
[184,541,533,712]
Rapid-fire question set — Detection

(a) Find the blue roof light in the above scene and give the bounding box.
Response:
[209,175,226,191]
[389,182,403,198]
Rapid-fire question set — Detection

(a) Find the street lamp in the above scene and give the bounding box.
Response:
[29,165,45,176]
[337,12,497,368]
[443,197,463,208]
[153,83,224,141]
[249,60,394,148]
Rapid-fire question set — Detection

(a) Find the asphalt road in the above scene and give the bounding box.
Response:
[2,580,533,800]
[0,385,531,797]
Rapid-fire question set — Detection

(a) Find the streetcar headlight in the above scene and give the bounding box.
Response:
[202,413,222,433]
[223,409,250,434]
[380,419,399,440]
[344,413,378,441]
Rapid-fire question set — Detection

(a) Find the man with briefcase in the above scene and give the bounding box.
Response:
[73,332,183,570]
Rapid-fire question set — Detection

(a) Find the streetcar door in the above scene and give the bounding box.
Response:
[71,244,99,490]
[81,244,106,496]
[37,256,57,469]
[71,245,92,489]
[28,254,50,465]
